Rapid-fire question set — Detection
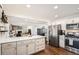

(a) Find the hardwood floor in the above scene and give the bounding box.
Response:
[35,45,77,55]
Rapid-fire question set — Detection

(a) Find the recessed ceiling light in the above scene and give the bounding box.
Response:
[26,4,31,8]
[54,5,58,9]
[55,15,58,18]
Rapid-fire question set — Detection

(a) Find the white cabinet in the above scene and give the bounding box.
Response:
[27,42,35,54]
[17,41,28,55]
[17,39,35,55]
[59,35,65,48]
[35,38,45,52]
[0,37,45,55]
[26,39,35,54]
[2,42,16,55]
[36,38,45,45]
[0,44,1,55]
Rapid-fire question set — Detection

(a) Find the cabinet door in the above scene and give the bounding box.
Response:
[59,35,65,48]
[36,38,45,45]
[2,42,16,55]
[27,42,35,55]
[35,44,45,52]
[17,41,28,55]
[35,38,45,52]
[0,44,1,55]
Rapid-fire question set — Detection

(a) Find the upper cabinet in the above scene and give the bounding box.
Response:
[66,23,79,30]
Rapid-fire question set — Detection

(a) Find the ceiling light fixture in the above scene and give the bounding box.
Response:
[26,4,31,8]
[54,5,58,9]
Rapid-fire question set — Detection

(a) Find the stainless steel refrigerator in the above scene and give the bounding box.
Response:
[49,25,62,47]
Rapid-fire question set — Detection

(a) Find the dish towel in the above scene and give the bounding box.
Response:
[69,39,73,45]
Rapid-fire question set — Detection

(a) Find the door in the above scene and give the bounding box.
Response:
[17,41,28,55]
[51,25,61,47]
[49,25,59,47]
[73,40,79,49]
[2,42,16,55]
[49,25,55,46]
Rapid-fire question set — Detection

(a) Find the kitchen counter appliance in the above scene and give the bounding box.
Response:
[49,25,63,47]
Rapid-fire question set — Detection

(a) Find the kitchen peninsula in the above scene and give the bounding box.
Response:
[0,35,45,55]
[0,8,46,55]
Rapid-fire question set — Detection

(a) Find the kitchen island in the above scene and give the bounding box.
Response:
[0,35,45,55]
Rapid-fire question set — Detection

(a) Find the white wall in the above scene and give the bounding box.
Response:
[26,26,37,36]
[52,14,79,30]
[25,24,49,36]
[8,16,49,36]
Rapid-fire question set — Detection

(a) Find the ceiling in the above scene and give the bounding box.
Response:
[2,4,79,23]
[7,16,48,26]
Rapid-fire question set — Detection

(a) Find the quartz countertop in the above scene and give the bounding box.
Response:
[0,35,45,44]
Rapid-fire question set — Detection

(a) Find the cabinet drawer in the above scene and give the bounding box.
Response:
[17,40,27,45]
[41,39,45,43]
[36,38,45,42]
[36,39,45,45]
[2,42,16,55]
[27,39,35,43]
[39,45,45,50]
[2,42,16,48]
[35,47,40,52]
[35,44,45,52]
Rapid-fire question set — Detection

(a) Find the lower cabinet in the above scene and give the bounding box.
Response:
[0,44,1,55]
[27,42,35,54]
[0,37,45,55]
[2,42,16,55]
[35,38,45,52]
[17,41,28,55]
[17,40,35,55]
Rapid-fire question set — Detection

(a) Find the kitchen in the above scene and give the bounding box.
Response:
[0,4,79,55]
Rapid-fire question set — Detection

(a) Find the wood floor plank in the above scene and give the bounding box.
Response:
[35,45,77,55]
